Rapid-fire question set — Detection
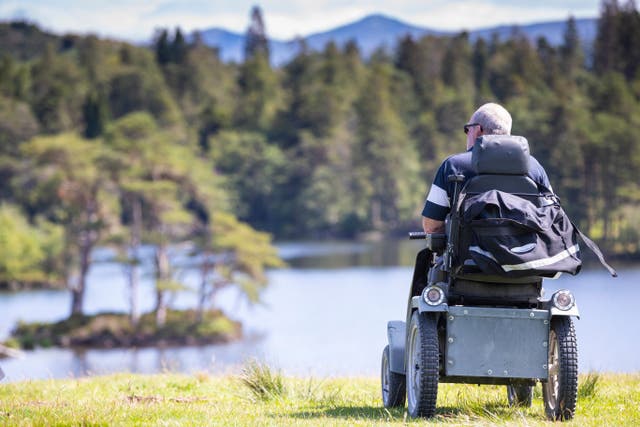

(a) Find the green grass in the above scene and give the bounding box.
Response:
[0,371,638,426]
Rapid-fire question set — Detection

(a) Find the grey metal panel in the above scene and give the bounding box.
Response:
[387,321,406,374]
[445,306,549,380]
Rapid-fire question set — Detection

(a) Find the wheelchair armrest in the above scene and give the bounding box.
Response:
[408,232,447,251]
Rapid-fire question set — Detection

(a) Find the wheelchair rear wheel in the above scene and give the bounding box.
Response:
[381,345,406,408]
[543,317,578,421]
[406,311,439,418]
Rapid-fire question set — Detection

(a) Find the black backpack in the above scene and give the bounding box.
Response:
[457,185,617,278]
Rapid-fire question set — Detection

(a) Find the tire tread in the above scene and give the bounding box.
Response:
[410,312,439,418]
[544,317,578,421]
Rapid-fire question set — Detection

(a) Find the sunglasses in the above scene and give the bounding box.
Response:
[463,123,483,134]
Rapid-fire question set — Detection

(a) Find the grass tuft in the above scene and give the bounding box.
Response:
[296,377,342,406]
[238,359,286,401]
[578,371,600,399]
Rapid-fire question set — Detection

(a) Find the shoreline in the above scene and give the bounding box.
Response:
[2,309,242,354]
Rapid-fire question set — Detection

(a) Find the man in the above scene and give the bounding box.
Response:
[409,103,552,292]
[421,102,552,233]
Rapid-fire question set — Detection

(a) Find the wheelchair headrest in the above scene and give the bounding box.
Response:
[472,135,530,175]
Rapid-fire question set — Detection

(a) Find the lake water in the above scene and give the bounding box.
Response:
[0,240,637,382]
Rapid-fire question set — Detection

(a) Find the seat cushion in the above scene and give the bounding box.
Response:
[449,278,542,306]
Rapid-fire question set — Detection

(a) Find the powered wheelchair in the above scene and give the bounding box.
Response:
[381,135,580,421]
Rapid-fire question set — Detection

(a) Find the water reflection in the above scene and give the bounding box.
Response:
[1,240,637,381]
[280,239,425,269]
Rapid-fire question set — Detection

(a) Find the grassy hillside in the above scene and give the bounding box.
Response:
[0,371,638,426]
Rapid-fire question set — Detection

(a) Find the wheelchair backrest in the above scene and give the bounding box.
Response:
[464,135,539,196]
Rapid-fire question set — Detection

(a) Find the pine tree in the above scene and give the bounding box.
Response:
[155,29,172,65]
[618,0,640,79]
[560,16,584,76]
[172,28,188,64]
[472,38,491,99]
[82,89,108,139]
[594,0,621,74]
[244,6,269,61]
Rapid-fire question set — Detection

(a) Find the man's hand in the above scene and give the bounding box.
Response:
[422,216,445,233]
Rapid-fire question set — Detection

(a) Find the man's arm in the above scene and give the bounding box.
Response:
[422,216,445,233]
[422,158,450,234]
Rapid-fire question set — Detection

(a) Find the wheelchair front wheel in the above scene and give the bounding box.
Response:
[543,317,578,421]
[406,311,439,418]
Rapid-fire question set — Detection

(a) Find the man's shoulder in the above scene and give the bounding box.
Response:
[529,155,548,174]
[437,151,474,177]
[440,151,472,168]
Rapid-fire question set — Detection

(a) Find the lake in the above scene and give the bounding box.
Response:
[0,240,637,382]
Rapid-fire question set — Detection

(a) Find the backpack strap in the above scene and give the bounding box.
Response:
[537,182,617,277]
[572,221,618,277]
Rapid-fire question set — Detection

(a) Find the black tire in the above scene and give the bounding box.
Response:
[507,384,533,407]
[381,345,406,408]
[406,311,439,418]
[543,317,578,421]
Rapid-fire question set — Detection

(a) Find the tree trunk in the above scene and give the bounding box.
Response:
[196,254,213,323]
[155,289,166,327]
[70,282,84,316]
[128,259,140,327]
[371,199,382,230]
[154,243,170,327]
[128,199,142,327]
[70,238,92,316]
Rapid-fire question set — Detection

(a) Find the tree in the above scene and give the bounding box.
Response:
[29,44,83,133]
[103,112,157,326]
[354,62,421,230]
[208,130,286,231]
[172,28,188,64]
[192,212,282,322]
[236,7,280,131]
[560,16,584,76]
[235,54,281,131]
[396,35,444,110]
[617,0,640,80]
[0,96,39,156]
[104,113,192,326]
[441,32,473,92]
[82,88,108,139]
[18,133,119,315]
[594,0,621,74]
[471,37,493,100]
[155,29,171,65]
[107,68,181,125]
[0,204,63,288]
[244,6,269,61]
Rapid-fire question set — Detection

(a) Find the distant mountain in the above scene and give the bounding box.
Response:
[303,14,447,55]
[197,14,598,65]
[469,18,598,46]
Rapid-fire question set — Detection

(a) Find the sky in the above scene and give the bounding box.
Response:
[0,0,601,41]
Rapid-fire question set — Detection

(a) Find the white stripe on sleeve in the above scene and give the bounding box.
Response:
[426,184,450,208]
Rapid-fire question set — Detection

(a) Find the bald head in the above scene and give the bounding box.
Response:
[470,103,512,135]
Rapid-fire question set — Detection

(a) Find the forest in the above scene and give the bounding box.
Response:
[0,0,639,305]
